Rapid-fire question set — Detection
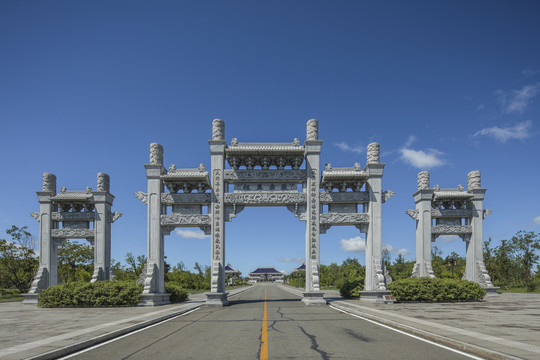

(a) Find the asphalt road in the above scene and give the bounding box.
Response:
[64,284,481,360]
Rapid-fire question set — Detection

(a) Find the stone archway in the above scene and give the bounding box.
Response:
[136,119,394,306]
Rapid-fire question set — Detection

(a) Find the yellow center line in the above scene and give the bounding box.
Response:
[260,287,268,360]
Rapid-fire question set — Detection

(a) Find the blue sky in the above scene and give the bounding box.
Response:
[1,1,539,276]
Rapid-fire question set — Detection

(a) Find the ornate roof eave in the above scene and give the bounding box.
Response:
[226,142,305,157]
[50,191,94,202]
[433,191,474,200]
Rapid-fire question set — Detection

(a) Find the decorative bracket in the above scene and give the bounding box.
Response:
[30,212,40,222]
[405,209,418,220]
[134,191,148,204]
[382,190,395,203]
[483,209,492,219]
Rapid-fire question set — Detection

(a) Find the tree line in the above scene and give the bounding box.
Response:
[1,225,539,293]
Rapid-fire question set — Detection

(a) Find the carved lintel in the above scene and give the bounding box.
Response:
[382,190,395,203]
[320,213,369,225]
[134,191,148,204]
[483,209,492,219]
[30,212,40,222]
[431,225,472,235]
[224,192,306,206]
[51,229,95,238]
[223,169,307,182]
[52,212,95,221]
[406,209,419,220]
[319,191,369,204]
[161,193,211,205]
[160,214,211,227]
[431,209,472,218]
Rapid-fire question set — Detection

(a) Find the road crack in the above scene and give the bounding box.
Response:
[298,326,331,360]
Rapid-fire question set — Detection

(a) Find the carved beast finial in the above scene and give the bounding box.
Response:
[42,173,56,194]
[97,173,110,192]
[150,143,163,165]
[468,170,481,190]
[212,119,225,140]
[367,143,380,164]
[417,171,430,190]
[306,119,319,140]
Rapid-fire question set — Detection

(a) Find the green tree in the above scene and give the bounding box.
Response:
[510,231,540,291]
[57,240,93,283]
[0,226,38,292]
[387,254,415,281]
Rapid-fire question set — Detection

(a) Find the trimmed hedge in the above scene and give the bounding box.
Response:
[388,278,486,302]
[165,283,189,303]
[38,281,142,307]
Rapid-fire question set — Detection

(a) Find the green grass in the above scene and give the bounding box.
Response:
[497,286,540,294]
[0,294,23,301]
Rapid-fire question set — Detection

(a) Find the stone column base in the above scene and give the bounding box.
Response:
[138,293,171,306]
[205,292,229,307]
[22,293,39,304]
[484,286,500,297]
[302,292,327,305]
[359,290,391,303]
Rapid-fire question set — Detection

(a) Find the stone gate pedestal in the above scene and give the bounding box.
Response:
[359,290,391,303]
[139,293,171,306]
[302,292,327,305]
[205,292,229,307]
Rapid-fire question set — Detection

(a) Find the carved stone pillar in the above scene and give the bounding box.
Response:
[140,143,169,305]
[23,173,57,303]
[464,171,495,292]
[302,119,325,305]
[91,173,114,282]
[411,171,435,278]
[206,119,229,306]
[360,143,390,302]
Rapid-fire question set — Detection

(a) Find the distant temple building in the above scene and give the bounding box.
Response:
[224,263,241,278]
[290,262,306,274]
[249,267,284,282]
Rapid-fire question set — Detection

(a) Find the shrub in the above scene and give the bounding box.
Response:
[0,289,21,296]
[388,278,486,302]
[165,282,188,303]
[38,281,142,307]
[339,279,364,298]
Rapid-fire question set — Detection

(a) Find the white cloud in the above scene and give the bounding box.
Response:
[400,148,445,169]
[397,248,409,256]
[497,83,539,114]
[404,135,416,148]
[383,243,410,257]
[335,141,364,154]
[522,68,540,77]
[175,229,209,239]
[340,236,365,252]
[533,216,540,225]
[473,120,533,143]
[476,104,484,111]
[276,257,303,263]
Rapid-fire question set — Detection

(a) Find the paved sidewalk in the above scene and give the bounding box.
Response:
[0,287,252,360]
[2,286,539,360]
[280,285,540,360]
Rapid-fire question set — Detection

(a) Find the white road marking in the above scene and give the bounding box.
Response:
[329,305,485,360]
[57,288,251,359]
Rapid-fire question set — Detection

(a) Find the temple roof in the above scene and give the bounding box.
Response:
[296,262,306,270]
[249,267,283,275]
